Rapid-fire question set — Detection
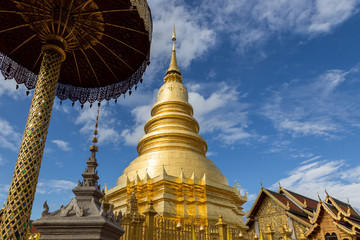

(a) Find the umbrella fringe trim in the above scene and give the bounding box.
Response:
[0,51,149,104]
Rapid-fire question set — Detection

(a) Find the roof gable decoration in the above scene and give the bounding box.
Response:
[278,184,307,210]
[325,191,360,219]
[246,187,290,220]
[278,185,318,217]
[306,192,360,237]
[308,195,341,225]
[333,221,358,236]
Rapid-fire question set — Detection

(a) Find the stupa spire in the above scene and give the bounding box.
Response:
[165,25,182,79]
[91,106,100,153]
[81,107,100,187]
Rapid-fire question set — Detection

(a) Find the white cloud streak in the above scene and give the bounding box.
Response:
[0,76,27,99]
[189,84,253,145]
[0,118,21,151]
[201,0,360,51]
[52,140,71,152]
[0,154,5,166]
[74,106,121,146]
[121,82,253,146]
[149,0,216,70]
[0,184,10,205]
[121,105,152,146]
[274,158,360,207]
[36,179,76,194]
[263,64,360,138]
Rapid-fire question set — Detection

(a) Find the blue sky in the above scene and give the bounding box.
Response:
[1,0,360,219]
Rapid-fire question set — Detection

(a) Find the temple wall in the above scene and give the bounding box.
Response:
[249,196,309,240]
[308,210,353,240]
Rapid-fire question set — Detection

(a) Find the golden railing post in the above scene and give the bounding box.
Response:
[216,215,228,240]
[144,200,157,240]
[176,221,183,240]
[265,224,275,240]
[1,47,64,240]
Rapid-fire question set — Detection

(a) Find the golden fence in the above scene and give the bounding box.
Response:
[119,214,244,240]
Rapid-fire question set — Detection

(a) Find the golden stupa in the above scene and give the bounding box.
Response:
[105,28,247,229]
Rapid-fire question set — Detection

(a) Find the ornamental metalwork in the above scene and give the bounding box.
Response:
[0,0,152,238]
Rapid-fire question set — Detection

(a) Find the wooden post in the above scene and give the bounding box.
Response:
[216,215,228,240]
[144,200,157,240]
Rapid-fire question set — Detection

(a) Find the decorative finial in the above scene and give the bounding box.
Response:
[317,192,322,202]
[324,188,329,196]
[90,107,100,153]
[165,25,182,78]
[172,25,176,49]
[278,181,282,188]
[81,107,100,187]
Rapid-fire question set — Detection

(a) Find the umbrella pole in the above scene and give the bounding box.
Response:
[1,47,65,240]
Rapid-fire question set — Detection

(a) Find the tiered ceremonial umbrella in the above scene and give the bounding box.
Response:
[0,0,152,238]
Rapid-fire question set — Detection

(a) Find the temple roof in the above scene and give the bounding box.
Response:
[307,192,360,237]
[246,186,316,228]
[325,194,360,220]
[32,108,124,239]
[279,187,318,210]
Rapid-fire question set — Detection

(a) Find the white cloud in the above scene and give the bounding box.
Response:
[0,184,10,205]
[300,155,322,165]
[121,105,152,146]
[200,0,359,52]
[36,179,76,194]
[262,64,360,138]
[291,153,314,159]
[149,0,216,67]
[74,106,121,146]
[189,83,254,145]
[120,82,254,146]
[0,154,5,166]
[55,161,64,167]
[52,140,71,152]
[0,118,21,151]
[340,166,360,182]
[145,0,216,79]
[274,158,360,207]
[267,140,293,153]
[0,75,27,99]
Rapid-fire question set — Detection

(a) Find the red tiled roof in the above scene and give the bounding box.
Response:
[284,189,318,210]
[267,189,304,213]
[325,202,339,216]
[331,197,360,218]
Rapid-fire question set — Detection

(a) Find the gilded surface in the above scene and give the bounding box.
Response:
[107,31,247,230]
[117,38,228,185]
[255,196,288,240]
[1,50,62,239]
[307,209,353,240]
[292,219,308,239]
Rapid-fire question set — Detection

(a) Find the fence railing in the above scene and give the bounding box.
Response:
[119,193,245,240]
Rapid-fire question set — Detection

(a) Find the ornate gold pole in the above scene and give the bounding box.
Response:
[1,44,65,239]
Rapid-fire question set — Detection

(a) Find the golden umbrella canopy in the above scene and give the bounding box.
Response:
[0,0,152,239]
[0,0,152,103]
